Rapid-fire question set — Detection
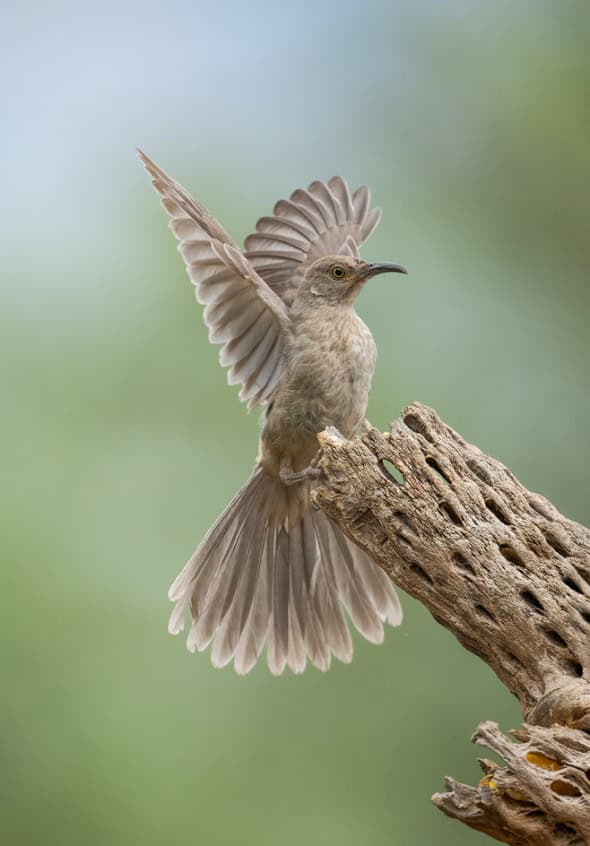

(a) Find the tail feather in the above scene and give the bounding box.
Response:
[233,530,274,675]
[295,513,333,672]
[169,468,402,675]
[168,480,250,605]
[189,475,268,652]
[267,529,290,675]
[308,512,353,663]
[324,518,386,644]
[354,547,402,626]
[286,522,311,674]
[188,520,252,652]
[305,556,334,672]
[210,508,269,668]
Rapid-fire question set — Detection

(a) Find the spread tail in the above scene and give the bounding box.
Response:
[168,468,402,675]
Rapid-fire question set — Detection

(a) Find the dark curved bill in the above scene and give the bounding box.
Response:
[357,262,408,280]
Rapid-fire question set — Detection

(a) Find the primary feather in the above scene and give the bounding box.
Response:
[138,150,288,409]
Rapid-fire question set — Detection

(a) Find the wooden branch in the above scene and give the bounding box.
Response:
[313,402,590,845]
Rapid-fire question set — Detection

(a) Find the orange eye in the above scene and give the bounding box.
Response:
[331,265,346,280]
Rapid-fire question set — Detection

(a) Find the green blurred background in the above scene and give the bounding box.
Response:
[2,2,589,844]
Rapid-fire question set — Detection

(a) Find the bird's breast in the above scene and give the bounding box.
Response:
[266,308,377,444]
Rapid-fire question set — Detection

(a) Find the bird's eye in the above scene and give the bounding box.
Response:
[331,265,346,280]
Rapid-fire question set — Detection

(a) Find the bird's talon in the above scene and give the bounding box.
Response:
[280,466,322,486]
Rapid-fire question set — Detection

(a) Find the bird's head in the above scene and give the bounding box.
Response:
[298,255,407,307]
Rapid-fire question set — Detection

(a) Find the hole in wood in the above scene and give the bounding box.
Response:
[567,661,584,678]
[439,501,462,526]
[466,459,492,485]
[544,532,570,557]
[521,590,544,613]
[499,544,525,567]
[545,629,567,648]
[475,604,496,623]
[525,751,561,771]
[426,457,451,485]
[559,720,588,746]
[563,576,584,595]
[550,779,582,798]
[409,562,433,585]
[485,498,511,525]
[378,459,405,485]
[452,551,475,575]
[403,413,434,443]
[554,823,580,840]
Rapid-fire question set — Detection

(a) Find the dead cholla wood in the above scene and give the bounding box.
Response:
[314,404,590,716]
[313,402,590,845]
[313,402,590,716]
[434,722,590,845]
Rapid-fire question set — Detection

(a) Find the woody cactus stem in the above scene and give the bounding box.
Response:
[313,402,590,845]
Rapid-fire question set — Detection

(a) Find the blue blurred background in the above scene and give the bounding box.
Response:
[2,2,589,844]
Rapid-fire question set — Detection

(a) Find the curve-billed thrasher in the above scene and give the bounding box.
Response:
[139,151,407,675]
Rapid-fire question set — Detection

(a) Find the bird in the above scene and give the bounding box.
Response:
[139,150,408,675]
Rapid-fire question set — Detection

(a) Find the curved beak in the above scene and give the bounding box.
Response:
[356,262,408,281]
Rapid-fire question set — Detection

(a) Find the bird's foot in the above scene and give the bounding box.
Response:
[280,466,322,486]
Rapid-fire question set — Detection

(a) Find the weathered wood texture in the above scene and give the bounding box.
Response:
[313,402,590,845]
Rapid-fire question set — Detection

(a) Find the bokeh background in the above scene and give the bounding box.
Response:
[2,2,589,844]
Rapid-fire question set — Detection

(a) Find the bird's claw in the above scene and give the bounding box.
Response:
[280,466,322,486]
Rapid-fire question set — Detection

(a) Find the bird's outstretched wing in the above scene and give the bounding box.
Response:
[244,177,381,306]
[139,151,289,409]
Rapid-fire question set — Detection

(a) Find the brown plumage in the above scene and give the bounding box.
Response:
[139,150,407,674]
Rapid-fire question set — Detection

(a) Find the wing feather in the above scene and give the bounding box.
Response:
[244,176,382,307]
[139,150,289,409]
[219,310,273,367]
[227,320,278,386]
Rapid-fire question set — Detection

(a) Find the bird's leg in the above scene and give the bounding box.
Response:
[279,453,322,487]
[280,465,321,486]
